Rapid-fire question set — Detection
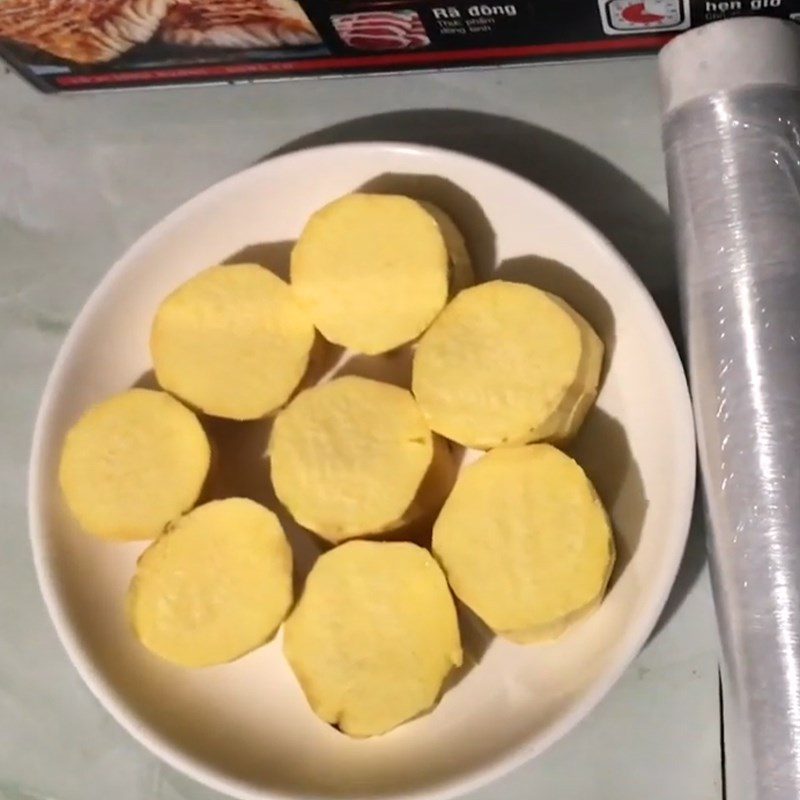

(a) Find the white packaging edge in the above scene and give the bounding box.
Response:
[659,16,800,115]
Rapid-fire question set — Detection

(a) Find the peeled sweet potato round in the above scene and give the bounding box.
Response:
[284,540,462,736]
[128,497,293,667]
[59,388,210,541]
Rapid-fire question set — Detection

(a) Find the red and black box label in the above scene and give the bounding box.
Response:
[0,0,798,92]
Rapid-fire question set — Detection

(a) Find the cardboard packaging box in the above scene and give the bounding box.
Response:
[1,0,798,92]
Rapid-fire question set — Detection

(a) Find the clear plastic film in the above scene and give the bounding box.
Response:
[660,18,800,800]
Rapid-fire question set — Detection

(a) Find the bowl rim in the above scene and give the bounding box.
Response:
[28,140,696,800]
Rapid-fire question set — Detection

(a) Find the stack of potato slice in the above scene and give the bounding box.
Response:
[58,191,614,738]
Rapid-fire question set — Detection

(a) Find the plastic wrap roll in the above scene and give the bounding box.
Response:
[660,17,800,800]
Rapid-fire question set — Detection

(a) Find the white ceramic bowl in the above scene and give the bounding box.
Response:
[28,143,695,800]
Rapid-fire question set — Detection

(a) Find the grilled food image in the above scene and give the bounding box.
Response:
[160,0,320,48]
[0,0,171,63]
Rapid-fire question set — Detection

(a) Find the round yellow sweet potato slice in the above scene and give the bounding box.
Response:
[269,375,435,542]
[128,498,293,668]
[284,540,462,737]
[412,280,604,449]
[58,388,210,541]
[290,194,472,354]
[151,263,315,420]
[433,444,615,643]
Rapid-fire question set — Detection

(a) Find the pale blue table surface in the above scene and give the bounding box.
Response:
[0,56,720,800]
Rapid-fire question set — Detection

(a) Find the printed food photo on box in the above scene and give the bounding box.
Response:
[0,0,328,89]
[331,8,431,51]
